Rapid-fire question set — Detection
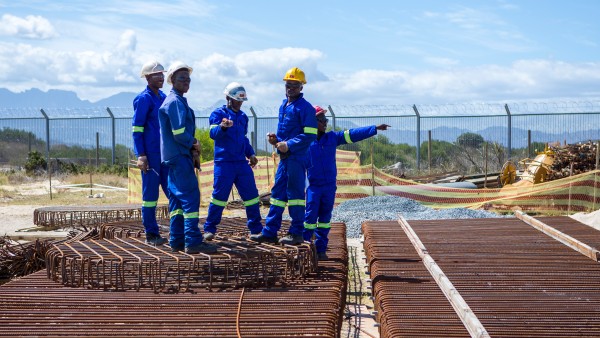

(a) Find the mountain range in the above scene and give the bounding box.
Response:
[0,88,136,108]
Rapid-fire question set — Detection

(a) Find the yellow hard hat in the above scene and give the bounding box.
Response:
[283,67,306,84]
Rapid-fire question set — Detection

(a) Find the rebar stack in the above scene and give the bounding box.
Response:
[46,218,318,292]
[34,204,169,228]
[0,220,348,337]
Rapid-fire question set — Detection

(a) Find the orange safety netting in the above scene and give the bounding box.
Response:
[128,150,600,213]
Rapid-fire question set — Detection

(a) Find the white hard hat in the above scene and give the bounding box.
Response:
[140,61,165,78]
[166,61,193,85]
[223,82,248,102]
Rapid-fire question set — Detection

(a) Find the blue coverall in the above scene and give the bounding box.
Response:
[304,126,378,253]
[158,88,202,249]
[261,94,318,238]
[132,86,169,237]
[203,105,263,235]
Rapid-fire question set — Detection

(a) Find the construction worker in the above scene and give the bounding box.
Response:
[132,61,169,246]
[304,106,389,260]
[250,67,318,245]
[158,61,217,254]
[202,82,263,240]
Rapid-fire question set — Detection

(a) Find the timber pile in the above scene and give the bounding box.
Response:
[548,141,598,180]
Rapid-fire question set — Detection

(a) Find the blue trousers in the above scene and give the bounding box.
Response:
[164,155,202,249]
[262,157,307,238]
[204,161,263,235]
[303,184,336,253]
[141,154,169,236]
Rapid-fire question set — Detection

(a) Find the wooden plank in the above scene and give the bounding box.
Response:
[515,210,600,261]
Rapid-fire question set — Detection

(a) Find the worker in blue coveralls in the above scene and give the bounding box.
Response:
[132,61,169,246]
[202,82,263,241]
[250,67,318,245]
[159,61,217,254]
[304,106,389,260]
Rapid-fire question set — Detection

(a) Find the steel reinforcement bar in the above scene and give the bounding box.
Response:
[0,220,348,337]
[363,217,600,337]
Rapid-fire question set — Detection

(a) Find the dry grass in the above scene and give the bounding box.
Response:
[0,172,128,206]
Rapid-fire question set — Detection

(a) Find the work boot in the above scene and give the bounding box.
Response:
[279,233,304,245]
[185,242,218,254]
[203,232,215,241]
[171,246,184,253]
[145,234,167,246]
[317,252,329,261]
[249,233,278,244]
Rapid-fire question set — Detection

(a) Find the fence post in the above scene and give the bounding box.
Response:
[328,105,336,131]
[106,107,116,165]
[96,132,100,167]
[249,106,258,151]
[413,104,421,171]
[527,129,532,159]
[428,130,432,174]
[40,109,50,168]
[504,104,512,162]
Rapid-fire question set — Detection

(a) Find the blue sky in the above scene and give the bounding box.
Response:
[1,0,599,108]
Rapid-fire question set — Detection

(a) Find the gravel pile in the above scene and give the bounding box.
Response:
[332,195,509,238]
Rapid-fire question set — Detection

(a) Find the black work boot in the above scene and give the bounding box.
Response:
[203,232,215,241]
[185,242,218,254]
[145,234,168,246]
[279,233,304,245]
[249,233,278,244]
[317,252,329,261]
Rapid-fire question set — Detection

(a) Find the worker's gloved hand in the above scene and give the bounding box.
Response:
[192,150,201,171]
[137,155,148,173]
[376,124,391,131]
[267,133,278,146]
[276,141,289,153]
[249,155,258,168]
[220,118,233,129]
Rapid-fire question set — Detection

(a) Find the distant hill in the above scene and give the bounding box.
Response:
[0,88,95,108]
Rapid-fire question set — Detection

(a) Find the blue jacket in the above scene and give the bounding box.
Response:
[132,86,166,156]
[275,93,318,159]
[209,105,255,162]
[158,89,196,162]
[307,126,377,186]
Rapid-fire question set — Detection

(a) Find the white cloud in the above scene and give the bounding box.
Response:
[0,14,57,39]
[0,30,599,107]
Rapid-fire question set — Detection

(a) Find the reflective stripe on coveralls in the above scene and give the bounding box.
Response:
[203,105,263,236]
[132,86,168,237]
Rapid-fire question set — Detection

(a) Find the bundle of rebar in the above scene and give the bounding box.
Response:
[46,219,318,292]
[34,204,169,229]
[0,237,52,278]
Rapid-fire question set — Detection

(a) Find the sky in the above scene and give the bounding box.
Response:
[1,0,600,108]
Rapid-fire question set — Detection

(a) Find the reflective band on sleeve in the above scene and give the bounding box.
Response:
[344,130,353,144]
[183,212,199,219]
[172,127,185,135]
[142,200,158,208]
[304,222,317,230]
[288,199,305,206]
[243,197,260,207]
[210,124,219,129]
[270,198,287,208]
[304,127,317,135]
[132,126,144,133]
[210,197,227,207]
[317,222,331,229]
[170,209,183,218]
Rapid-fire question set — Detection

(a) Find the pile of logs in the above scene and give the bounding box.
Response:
[548,141,599,180]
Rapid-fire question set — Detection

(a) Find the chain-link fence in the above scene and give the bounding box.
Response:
[1,101,599,176]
